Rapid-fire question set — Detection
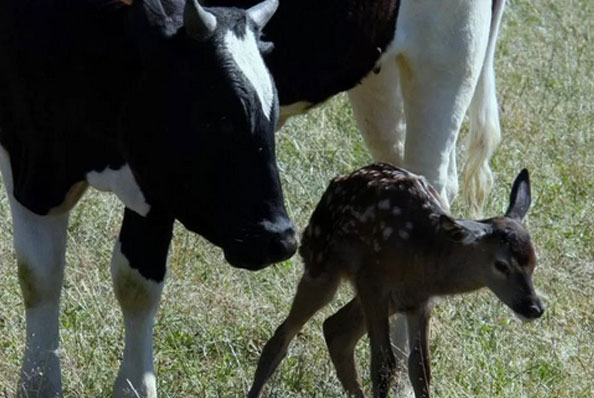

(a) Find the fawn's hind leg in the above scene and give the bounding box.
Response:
[323,298,367,397]
[325,299,409,397]
[248,270,341,398]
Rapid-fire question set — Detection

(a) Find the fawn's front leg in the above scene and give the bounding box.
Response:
[358,283,396,398]
[248,271,341,398]
[406,306,432,398]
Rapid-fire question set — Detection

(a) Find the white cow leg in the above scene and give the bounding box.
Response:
[112,208,173,398]
[389,314,413,398]
[395,0,492,206]
[112,250,162,398]
[0,145,69,398]
[348,57,406,165]
[12,204,69,398]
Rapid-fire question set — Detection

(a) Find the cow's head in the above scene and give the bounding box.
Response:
[122,0,296,270]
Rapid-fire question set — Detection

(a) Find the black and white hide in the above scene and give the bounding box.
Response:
[0,0,294,396]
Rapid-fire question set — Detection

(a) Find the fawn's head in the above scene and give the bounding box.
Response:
[439,169,544,321]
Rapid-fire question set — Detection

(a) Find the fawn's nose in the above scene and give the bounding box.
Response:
[526,302,545,319]
[515,296,545,321]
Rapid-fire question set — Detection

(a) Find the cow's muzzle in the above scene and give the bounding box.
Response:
[224,219,298,270]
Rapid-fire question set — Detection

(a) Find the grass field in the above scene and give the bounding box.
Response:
[1,0,593,397]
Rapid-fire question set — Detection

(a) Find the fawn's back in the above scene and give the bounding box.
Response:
[300,164,449,284]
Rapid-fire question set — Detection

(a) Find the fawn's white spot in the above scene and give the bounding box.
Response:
[373,241,382,252]
[378,199,391,210]
[355,206,376,223]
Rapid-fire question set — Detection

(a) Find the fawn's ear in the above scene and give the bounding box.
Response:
[505,169,531,221]
[439,215,487,244]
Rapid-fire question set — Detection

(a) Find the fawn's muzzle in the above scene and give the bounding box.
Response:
[513,296,545,321]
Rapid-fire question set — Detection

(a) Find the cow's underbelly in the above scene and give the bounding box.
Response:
[48,181,89,215]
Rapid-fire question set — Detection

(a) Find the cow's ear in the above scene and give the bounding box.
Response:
[258,40,274,56]
[505,169,531,221]
[131,0,184,43]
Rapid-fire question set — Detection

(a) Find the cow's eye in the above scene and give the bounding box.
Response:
[494,260,510,275]
[218,116,232,127]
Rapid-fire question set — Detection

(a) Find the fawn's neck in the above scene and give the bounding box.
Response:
[430,239,486,297]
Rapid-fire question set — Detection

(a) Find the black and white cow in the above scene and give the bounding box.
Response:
[0,0,294,396]
[207,0,505,214]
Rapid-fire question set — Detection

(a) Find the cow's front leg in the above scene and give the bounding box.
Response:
[0,147,71,397]
[11,202,69,398]
[111,208,174,398]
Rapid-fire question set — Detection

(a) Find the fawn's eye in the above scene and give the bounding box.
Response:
[494,260,510,275]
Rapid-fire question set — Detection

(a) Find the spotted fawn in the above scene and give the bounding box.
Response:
[248,164,543,398]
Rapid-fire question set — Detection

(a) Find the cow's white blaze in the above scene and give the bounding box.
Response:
[224,27,274,120]
[86,164,150,216]
[111,241,162,398]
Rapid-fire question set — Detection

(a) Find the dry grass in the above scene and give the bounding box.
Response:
[1,0,593,396]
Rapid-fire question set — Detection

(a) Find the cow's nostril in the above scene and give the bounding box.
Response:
[268,227,298,260]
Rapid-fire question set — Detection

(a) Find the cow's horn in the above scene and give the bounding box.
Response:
[247,0,278,30]
[184,0,217,40]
